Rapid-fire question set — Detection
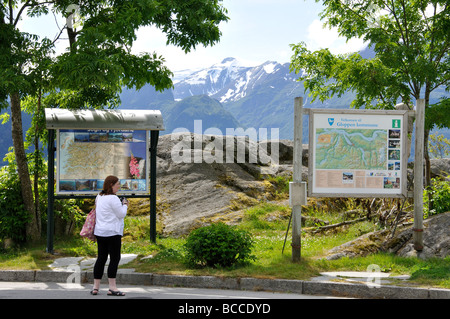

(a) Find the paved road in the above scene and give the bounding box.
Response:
[0,281,343,300]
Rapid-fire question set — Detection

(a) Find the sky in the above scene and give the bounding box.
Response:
[18,0,368,72]
[132,0,368,70]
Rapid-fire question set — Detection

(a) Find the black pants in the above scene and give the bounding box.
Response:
[93,235,122,279]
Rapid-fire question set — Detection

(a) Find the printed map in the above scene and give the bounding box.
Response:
[315,128,388,170]
[59,135,128,180]
[58,129,147,193]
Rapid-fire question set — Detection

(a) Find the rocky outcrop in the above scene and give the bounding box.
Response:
[383,212,450,259]
[430,158,450,180]
[155,133,302,236]
[325,212,450,260]
[153,132,450,251]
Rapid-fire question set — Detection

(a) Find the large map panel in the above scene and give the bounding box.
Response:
[57,129,148,194]
[315,128,387,170]
[310,111,407,197]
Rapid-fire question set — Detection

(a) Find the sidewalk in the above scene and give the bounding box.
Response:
[0,255,448,299]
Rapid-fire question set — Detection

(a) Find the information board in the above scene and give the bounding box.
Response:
[309,109,409,198]
[56,129,149,194]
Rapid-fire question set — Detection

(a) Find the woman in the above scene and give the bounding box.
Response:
[91,175,128,296]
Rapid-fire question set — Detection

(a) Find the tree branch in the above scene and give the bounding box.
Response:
[13,0,57,27]
[13,0,31,26]
[400,0,410,47]
[51,24,65,46]
[9,0,13,24]
[311,217,368,233]
[430,76,450,92]
[388,0,409,48]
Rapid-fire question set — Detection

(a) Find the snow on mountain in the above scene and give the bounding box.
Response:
[172,57,248,100]
[172,58,297,104]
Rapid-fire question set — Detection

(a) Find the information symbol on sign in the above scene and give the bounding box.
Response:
[392,119,401,128]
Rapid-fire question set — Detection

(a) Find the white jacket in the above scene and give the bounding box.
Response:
[94,194,127,237]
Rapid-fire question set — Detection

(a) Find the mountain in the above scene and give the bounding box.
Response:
[174,57,302,105]
[171,57,355,140]
[162,95,241,133]
[0,110,32,162]
[172,57,301,105]
[173,57,250,102]
[1,56,449,161]
[119,82,242,134]
[169,57,449,142]
[120,83,174,108]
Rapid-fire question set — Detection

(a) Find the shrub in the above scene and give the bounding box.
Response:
[184,223,256,268]
[424,176,450,217]
[0,167,29,243]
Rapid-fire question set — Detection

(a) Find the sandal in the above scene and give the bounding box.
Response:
[108,289,125,296]
[90,288,99,295]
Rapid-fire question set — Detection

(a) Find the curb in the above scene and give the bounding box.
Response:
[0,270,449,299]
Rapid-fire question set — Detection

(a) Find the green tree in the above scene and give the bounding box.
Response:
[428,133,450,159]
[290,0,449,186]
[0,0,229,241]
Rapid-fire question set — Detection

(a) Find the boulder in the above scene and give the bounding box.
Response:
[430,158,450,179]
[383,212,450,259]
[155,133,301,236]
[325,212,450,260]
[325,229,392,260]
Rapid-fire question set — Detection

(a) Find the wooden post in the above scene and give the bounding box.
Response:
[292,97,303,262]
[413,99,425,251]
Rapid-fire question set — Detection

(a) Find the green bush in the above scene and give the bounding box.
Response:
[0,167,30,243]
[0,155,86,243]
[184,223,256,268]
[424,176,450,217]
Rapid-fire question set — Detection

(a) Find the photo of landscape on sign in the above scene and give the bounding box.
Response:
[310,111,407,197]
[57,129,148,194]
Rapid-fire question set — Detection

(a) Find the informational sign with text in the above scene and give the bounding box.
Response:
[56,129,149,194]
[309,109,409,198]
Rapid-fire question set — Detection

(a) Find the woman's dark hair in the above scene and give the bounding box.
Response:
[100,175,119,195]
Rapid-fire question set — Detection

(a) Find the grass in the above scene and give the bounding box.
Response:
[1,201,449,289]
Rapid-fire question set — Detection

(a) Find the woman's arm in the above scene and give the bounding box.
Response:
[110,196,128,219]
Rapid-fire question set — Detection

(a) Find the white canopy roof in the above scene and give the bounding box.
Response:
[45,108,164,131]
